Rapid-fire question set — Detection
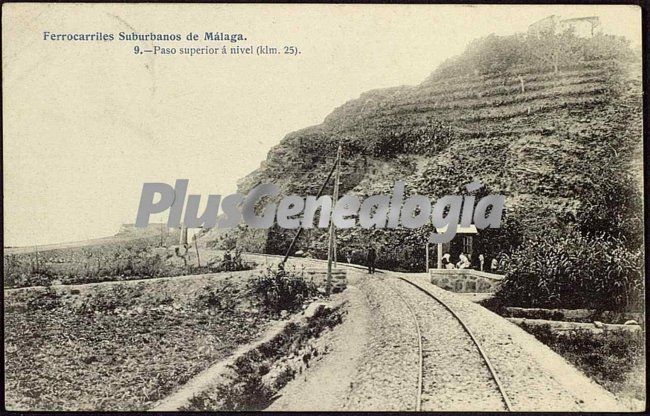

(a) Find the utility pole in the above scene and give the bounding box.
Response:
[179,224,188,246]
[333,146,341,267]
[194,234,201,267]
[425,242,429,273]
[327,145,342,295]
[34,246,39,273]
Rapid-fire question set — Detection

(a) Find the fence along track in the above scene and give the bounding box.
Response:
[390,276,513,411]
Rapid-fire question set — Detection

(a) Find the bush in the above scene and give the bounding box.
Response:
[207,249,255,272]
[575,168,644,251]
[25,287,61,310]
[183,356,273,411]
[251,266,318,316]
[4,254,56,288]
[495,231,644,311]
[517,320,645,398]
[208,233,238,251]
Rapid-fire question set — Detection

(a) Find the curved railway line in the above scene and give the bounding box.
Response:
[387,276,513,411]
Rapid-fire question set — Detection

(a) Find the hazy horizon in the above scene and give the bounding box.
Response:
[3,4,641,247]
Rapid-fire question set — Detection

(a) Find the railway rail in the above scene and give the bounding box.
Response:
[388,276,513,411]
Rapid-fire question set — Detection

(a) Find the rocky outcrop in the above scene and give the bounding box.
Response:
[207,35,642,271]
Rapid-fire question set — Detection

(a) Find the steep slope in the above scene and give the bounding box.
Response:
[206,32,642,271]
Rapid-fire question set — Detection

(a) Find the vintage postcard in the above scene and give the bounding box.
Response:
[2,3,645,412]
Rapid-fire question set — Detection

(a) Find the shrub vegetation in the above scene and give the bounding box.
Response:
[496,231,644,311]
[251,265,318,316]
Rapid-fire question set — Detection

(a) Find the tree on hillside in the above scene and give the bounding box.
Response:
[526,27,583,74]
[582,32,636,61]
[428,28,636,80]
[575,169,643,251]
[466,34,528,75]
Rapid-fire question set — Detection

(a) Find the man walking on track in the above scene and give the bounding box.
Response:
[366,245,376,274]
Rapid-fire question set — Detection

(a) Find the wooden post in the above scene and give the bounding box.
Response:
[34,246,39,273]
[425,242,429,273]
[194,236,201,267]
[327,145,342,295]
[327,239,333,294]
[332,146,341,267]
[437,242,443,269]
[179,224,188,246]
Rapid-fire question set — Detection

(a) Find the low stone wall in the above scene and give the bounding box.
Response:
[503,307,645,325]
[430,269,504,293]
[508,317,643,337]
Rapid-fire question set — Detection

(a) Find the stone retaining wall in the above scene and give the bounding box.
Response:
[504,307,645,325]
[430,269,504,293]
[508,317,643,337]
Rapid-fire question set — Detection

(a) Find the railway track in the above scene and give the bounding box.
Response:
[387,276,513,411]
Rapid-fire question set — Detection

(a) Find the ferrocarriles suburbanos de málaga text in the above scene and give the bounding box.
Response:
[43,31,246,43]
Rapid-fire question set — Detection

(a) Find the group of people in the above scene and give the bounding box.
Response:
[441,252,472,269]
[441,252,507,272]
[344,246,507,275]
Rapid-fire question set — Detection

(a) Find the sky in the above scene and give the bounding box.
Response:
[3,4,642,246]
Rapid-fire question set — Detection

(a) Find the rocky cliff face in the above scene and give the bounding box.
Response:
[207,34,643,271]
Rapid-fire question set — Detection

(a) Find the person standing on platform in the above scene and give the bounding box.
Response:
[491,257,499,273]
[442,253,454,269]
[366,246,376,274]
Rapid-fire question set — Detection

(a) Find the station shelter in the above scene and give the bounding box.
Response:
[434,224,478,269]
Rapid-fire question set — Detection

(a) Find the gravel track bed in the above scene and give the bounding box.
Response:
[263,267,624,411]
[400,274,623,411]
[388,278,506,411]
[341,275,420,410]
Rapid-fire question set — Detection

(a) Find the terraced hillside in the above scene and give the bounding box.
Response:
[206,32,642,272]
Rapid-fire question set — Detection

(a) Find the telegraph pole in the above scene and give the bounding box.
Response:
[332,146,341,267]
[425,242,429,273]
[179,224,187,246]
[194,234,201,267]
[327,145,342,294]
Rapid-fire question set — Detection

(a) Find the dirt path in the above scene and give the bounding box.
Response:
[266,280,371,411]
